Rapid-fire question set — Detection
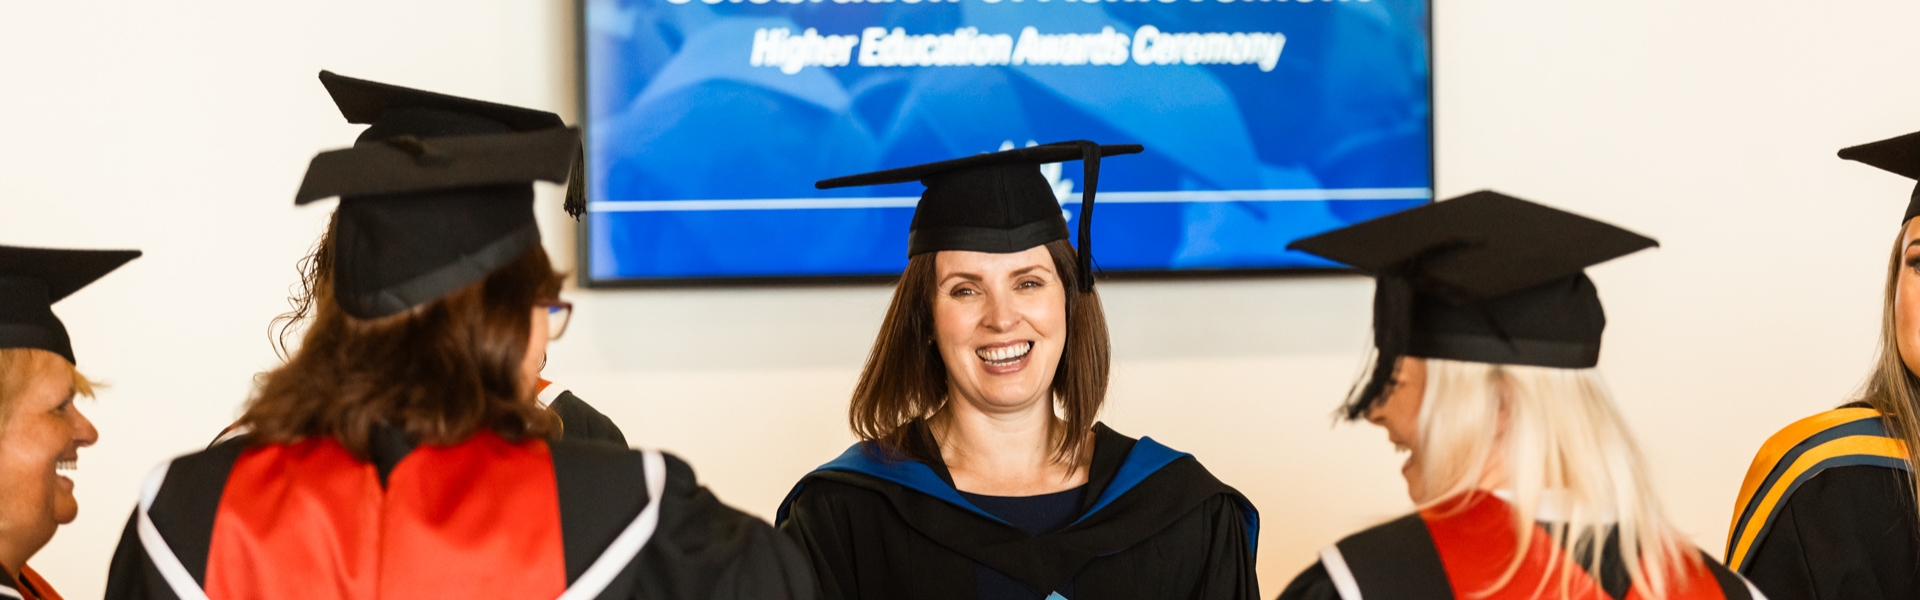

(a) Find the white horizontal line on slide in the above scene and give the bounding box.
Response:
[587,188,1433,212]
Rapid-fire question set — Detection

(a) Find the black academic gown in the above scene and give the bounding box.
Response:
[103,427,815,600]
[1275,523,1752,600]
[550,387,628,446]
[1741,465,1919,599]
[777,422,1260,600]
[1728,405,1920,600]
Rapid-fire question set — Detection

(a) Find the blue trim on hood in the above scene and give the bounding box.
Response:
[1072,436,1185,524]
[777,442,1007,525]
[776,436,1262,555]
[779,437,1205,526]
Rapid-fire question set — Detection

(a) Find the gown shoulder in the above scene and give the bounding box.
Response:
[1275,562,1340,600]
[549,389,629,446]
[105,436,813,600]
[1743,464,1919,600]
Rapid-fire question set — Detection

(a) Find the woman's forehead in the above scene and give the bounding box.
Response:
[933,247,1054,277]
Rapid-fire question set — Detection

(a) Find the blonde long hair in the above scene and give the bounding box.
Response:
[1415,358,1696,599]
[1857,227,1920,515]
[0,348,95,428]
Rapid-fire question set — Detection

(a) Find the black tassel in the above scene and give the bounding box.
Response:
[1346,275,1413,419]
[563,138,587,221]
[1341,240,1475,420]
[1076,141,1100,293]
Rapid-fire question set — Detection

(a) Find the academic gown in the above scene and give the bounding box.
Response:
[777,422,1260,600]
[1276,493,1756,600]
[1726,405,1919,599]
[103,425,814,600]
[2,566,63,600]
[541,380,628,446]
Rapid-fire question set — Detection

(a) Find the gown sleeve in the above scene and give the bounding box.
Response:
[1274,562,1341,600]
[549,391,629,446]
[1193,494,1261,600]
[776,479,866,600]
[104,510,179,600]
[624,453,817,600]
[1742,465,1920,600]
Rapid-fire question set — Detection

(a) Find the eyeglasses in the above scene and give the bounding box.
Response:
[537,300,574,340]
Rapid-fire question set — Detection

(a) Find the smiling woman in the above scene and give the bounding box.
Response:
[0,244,138,600]
[778,142,1260,600]
[0,349,98,600]
[849,240,1106,469]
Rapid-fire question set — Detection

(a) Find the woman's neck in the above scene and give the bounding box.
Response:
[932,395,1087,496]
[0,538,26,586]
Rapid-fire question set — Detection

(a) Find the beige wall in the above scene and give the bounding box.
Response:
[6,1,1920,597]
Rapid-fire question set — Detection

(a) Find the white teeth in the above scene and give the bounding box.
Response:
[56,460,75,472]
[978,342,1033,364]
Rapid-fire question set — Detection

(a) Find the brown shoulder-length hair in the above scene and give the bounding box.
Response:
[1859,225,1920,515]
[850,239,1110,465]
[240,216,563,457]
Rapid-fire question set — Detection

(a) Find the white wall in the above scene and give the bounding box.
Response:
[6,1,1920,597]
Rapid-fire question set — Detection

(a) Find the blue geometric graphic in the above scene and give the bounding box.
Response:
[582,0,1431,282]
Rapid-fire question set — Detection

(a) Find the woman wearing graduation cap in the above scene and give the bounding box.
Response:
[0,245,136,600]
[1723,132,1920,600]
[1276,192,1760,600]
[777,143,1260,600]
[102,72,812,600]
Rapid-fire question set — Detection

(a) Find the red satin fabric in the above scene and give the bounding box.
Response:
[204,431,567,600]
[17,565,64,600]
[1421,494,1727,600]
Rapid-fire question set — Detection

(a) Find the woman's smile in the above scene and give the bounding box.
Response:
[976,341,1034,374]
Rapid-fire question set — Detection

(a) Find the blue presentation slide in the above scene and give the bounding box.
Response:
[582,0,1431,282]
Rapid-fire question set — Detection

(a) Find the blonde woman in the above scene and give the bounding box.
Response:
[1279,192,1759,600]
[1725,132,1920,599]
[0,245,137,600]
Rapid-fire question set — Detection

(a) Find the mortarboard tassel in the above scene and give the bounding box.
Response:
[1342,240,1475,420]
[1076,141,1100,293]
[563,139,588,220]
[1347,275,1412,419]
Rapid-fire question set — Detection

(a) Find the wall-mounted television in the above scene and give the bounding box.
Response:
[580,0,1431,285]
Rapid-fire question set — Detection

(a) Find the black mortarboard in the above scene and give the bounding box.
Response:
[293,71,579,319]
[815,141,1143,291]
[1287,190,1658,419]
[1838,130,1920,222]
[0,245,140,365]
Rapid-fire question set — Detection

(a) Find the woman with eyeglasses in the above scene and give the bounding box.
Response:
[0,245,136,600]
[531,300,628,446]
[104,72,812,600]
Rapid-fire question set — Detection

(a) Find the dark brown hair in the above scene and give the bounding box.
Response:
[849,240,1110,465]
[240,216,563,457]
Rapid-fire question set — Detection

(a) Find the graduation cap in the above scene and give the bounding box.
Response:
[1838,130,1920,222]
[0,245,140,365]
[816,141,1143,291]
[294,71,580,319]
[1287,190,1657,419]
